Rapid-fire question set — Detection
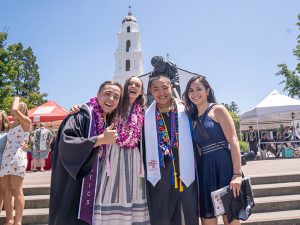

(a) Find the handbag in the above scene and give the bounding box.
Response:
[221,175,255,222]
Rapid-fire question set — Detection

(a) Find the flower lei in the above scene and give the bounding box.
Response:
[89,97,106,158]
[156,99,183,191]
[116,102,144,149]
[156,99,179,167]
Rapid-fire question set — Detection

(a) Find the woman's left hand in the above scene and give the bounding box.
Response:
[230,175,243,197]
[21,142,28,151]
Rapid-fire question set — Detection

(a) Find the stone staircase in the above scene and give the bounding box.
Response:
[219,172,300,225]
[0,184,49,225]
[1,172,300,225]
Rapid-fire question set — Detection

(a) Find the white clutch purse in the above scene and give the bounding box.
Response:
[210,185,229,216]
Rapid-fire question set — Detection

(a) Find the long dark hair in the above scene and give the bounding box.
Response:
[183,75,217,120]
[119,76,146,118]
[98,81,123,124]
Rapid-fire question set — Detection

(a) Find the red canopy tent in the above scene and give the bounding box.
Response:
[26,101,68,171]
[29,100,68,123]
[7,101,68,171]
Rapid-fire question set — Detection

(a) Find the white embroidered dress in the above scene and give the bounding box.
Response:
[0,124,29,178]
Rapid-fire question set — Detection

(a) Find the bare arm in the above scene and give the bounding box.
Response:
[214,105,242,196]
[11,97,32,132]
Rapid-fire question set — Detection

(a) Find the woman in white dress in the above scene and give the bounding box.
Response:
[0,110,10,213]
[93,76,150,225]
[0,97,32,225]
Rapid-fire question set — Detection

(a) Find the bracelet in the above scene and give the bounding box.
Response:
[233,172,242,176]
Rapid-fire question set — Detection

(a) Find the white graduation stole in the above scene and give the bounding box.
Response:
[144,101,195,187]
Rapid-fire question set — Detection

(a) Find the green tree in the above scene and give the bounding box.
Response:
[0,32,47,112]
[0,33,13,111]
[276,14,300,98]
[222,102,241,140]
[229,101,239,114]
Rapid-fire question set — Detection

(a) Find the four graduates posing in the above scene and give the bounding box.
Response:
[49,72,242,225]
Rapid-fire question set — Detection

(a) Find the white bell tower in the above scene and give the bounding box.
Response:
[113,8,144,85]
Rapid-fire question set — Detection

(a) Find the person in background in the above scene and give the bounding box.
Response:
[31,123,52,171]
[49,132,57,153]
[183,75,242,225]
[0,110,10,213]
[0,97,32,225]
[247,126,258,155]
[274,133,283,157]
[260,133,269,151]
[284,126,291,141]
[29,123,38,171]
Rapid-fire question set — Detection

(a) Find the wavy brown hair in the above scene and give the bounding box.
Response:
[183,75,217,120]
[119,76,146,118]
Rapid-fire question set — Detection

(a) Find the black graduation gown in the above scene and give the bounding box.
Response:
[49,106,98,225]
[143,113,199,225]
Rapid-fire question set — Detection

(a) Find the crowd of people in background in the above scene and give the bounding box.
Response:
[244,124,300,159]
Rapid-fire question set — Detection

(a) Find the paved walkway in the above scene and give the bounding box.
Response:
[242,157,300,177]
[23,157,300,186]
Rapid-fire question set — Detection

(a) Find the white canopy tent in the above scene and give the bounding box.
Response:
[240,90,300,131]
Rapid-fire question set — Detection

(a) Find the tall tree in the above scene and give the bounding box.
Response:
[276,14,300,98]
[0,33,13,111]
[229,101,240,114]
[0,32,47,112]
[222,102,241,140]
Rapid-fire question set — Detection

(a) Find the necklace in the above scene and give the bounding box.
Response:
[156,99,183,191]
[116,101,144,149]
[89,97,106,158]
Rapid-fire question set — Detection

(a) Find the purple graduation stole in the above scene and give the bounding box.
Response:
[78,102,100,225]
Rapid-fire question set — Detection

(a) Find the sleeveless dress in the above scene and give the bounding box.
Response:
[0,132,8,165]
[93,108,150,225]
[0,124,29,178]
[192,104,233,218]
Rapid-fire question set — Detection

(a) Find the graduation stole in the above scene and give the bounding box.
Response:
[89,97,106,158]
[79,98,106,225]
[116,101,144,149]
[156,99,184,192]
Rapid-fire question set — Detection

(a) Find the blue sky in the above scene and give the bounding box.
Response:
[0,0,299,114]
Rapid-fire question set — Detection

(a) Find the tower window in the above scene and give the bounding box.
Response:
[126,40,131,52]
[126,60,130,71]
[127,26,131,32]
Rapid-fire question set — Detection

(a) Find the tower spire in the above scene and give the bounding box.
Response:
[128,5,132,16]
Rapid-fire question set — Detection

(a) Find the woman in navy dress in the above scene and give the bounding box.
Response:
[183,75,242,225]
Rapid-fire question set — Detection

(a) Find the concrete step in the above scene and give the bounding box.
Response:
[252,181,300,197]
[24,195,49,209]
[253,194,300,213]
[218,209,300,225]
[250,173,300,185]
[23,184,50,196]
[0,208,49,225]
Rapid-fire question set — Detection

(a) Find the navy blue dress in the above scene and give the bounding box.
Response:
[192,104,233,219]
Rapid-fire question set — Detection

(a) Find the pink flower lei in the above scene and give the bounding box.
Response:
[89,97,105,157]
[116,101,144,149]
